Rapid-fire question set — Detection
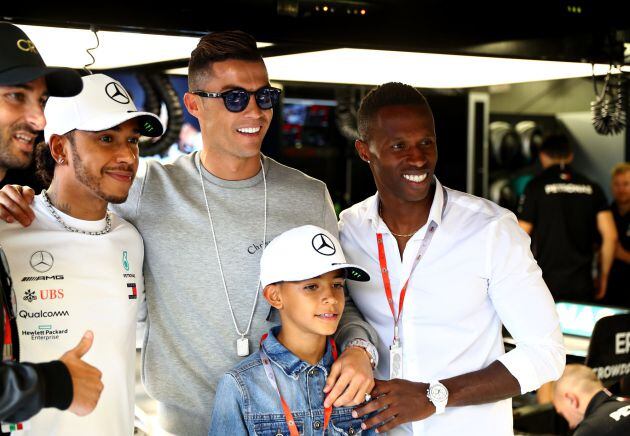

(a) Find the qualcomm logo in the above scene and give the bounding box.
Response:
[18,309,69,318]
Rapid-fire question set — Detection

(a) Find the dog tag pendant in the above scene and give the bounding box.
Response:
[389,340,403,379]
[237,337,250,357]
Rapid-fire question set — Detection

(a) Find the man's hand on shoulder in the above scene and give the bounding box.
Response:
[323,346,374,408]
[0,185,35,226]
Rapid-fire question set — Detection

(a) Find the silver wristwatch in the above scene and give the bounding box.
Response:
[344,338,378,369]
[427,381,448,414]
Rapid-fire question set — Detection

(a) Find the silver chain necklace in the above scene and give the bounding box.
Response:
[197,155,267,357]
[42,189,112,236]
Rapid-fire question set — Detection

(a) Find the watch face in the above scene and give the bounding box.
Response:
[429,385,448,402]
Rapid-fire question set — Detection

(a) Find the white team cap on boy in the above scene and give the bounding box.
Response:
[260,225,370,287]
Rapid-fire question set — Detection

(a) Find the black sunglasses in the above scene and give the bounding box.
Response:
[191,86,281,113]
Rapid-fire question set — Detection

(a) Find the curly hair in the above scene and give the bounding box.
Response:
[35,131,74,186]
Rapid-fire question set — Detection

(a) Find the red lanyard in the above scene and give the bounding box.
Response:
[260,334,338,436]
[376,222,438,343]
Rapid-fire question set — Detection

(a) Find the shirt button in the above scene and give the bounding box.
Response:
[349,428,356,435]
[275,433,283,436]
[308,369,316,376]
[313,421,322,429]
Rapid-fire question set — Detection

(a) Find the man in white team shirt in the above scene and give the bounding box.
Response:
[0,73,163,436]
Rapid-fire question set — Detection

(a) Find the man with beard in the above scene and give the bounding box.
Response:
[0,21,104,429]
[0,22,82,192]
[0,73,163,435]
[0,30,378,435]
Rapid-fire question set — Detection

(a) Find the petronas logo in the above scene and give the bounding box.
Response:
[122,251,130,271]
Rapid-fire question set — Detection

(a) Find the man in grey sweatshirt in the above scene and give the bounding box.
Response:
[0,30,379,435]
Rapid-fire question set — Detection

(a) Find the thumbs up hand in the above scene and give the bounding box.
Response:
[59,331,104,416]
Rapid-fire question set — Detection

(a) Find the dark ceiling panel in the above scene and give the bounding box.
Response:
[2,0,629,64]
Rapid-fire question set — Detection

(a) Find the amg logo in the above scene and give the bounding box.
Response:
[21,275,64,282]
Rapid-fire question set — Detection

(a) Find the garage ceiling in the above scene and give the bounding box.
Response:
[3,0,630,65]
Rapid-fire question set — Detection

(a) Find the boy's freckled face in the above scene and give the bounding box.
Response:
[277,269,346,337]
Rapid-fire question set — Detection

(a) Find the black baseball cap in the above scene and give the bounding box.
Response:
[0,22,82,97]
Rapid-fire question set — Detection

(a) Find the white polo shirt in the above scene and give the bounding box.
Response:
[339,178,565,436]
[0,194,144,436]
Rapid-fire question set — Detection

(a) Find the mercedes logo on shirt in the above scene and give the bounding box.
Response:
[312,234,336,256]
[105,82,131,104]
[30,251,54,273]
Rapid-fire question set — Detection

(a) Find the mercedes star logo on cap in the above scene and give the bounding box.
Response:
[30,251,54,273]
[105,82,131,104]
[312,233,336,256]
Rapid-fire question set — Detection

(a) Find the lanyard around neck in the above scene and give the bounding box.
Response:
[197,154,267,343]
[376,186,446,343]
[259,334,338,436]
[376,222,437,342]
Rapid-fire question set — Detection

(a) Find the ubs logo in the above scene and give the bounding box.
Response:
[23,290,37,303]
[30,251,54,273]
[312,233,336,256]
[16,39,37,54]
[105,82,130,104]
[39,289,64,300]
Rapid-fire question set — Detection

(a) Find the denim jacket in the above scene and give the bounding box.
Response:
[209,326,374,435]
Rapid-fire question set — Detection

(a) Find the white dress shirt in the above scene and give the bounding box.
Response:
[339,178,565,436]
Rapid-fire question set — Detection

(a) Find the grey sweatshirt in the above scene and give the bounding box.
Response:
[111,153,377,435]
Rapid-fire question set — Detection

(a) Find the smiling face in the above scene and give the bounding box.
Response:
[0,77,47,173]
[61,118,140,204]
[356,104,437,205]
[184,59,273,162]
[266,269,346,339]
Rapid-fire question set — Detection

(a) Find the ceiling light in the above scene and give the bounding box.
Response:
[169,48,628,88]
[15,24,271,70]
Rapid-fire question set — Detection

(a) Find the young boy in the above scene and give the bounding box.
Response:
[209,225,376,435]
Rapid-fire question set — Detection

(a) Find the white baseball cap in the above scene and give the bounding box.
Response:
[260,225,370,287]
[44,73,164,143]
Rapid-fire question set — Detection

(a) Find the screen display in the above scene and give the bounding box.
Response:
[556,302,629,338]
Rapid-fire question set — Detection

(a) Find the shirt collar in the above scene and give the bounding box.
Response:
[583,389,614,419]
[364,176,446,234]
[261,326,335,379]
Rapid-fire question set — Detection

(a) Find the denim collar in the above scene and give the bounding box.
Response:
[261,326,335,379]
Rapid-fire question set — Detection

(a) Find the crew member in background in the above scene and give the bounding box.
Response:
[518,134,617,303]
[605,162,630,308]
[553,364,630,436]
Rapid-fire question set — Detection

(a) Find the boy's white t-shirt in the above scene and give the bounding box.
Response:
[0,194,144,436]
